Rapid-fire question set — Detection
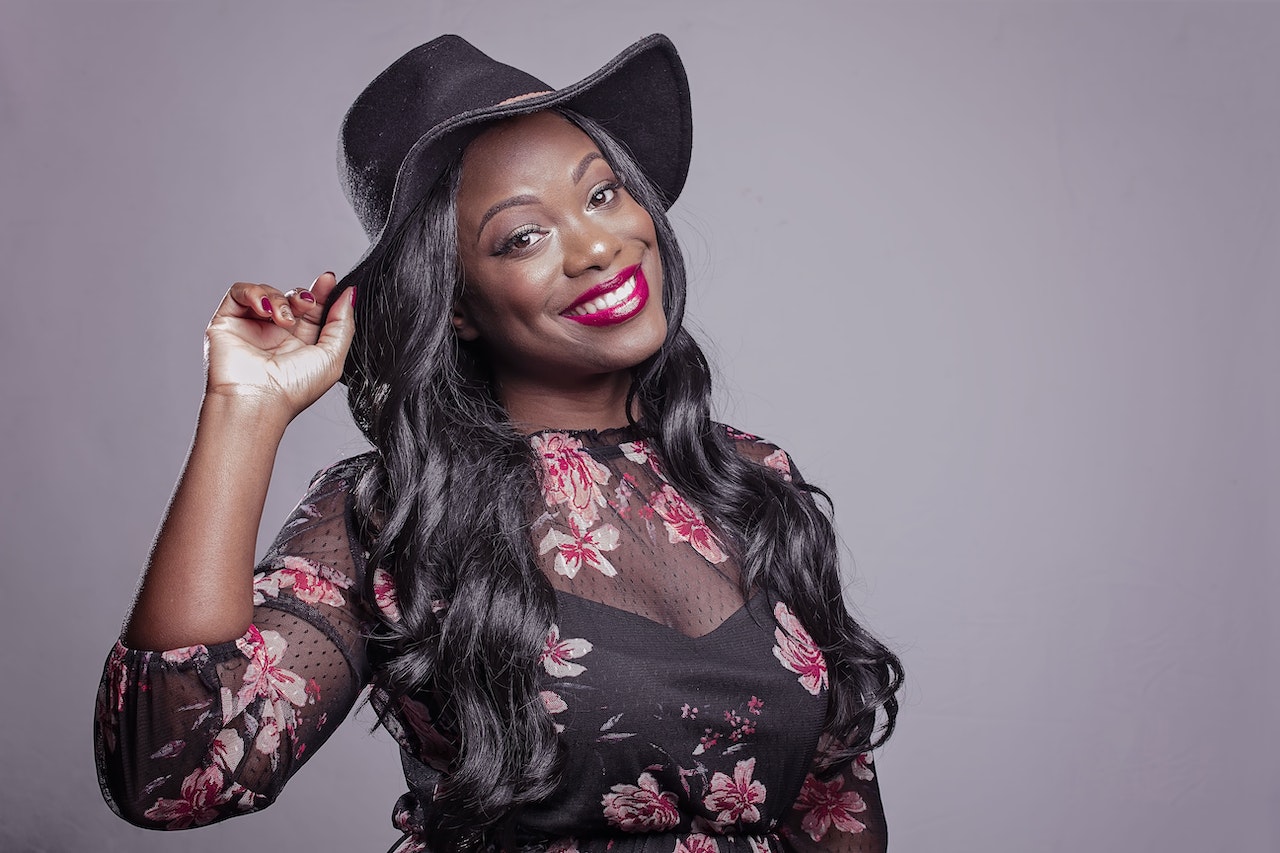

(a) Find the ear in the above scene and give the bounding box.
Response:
[452,300,480,342]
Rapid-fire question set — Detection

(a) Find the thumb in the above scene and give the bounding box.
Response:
[316,283,357,367]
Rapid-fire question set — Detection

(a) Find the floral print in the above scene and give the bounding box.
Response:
[693,696,764,756]
[373,565,400,621]
[541,624,593,677]
[254,555,352,607]
[792,773,869,840]
[603,772,682,831]
[650,483,727,564]
[761,449,792,482]
[229,626,308,719]
[674,834,719,853]
[539,520,622,578]
[141,764,256,829]
[703,757,767,825]
[534,432,613,529]
[772,602,829,696]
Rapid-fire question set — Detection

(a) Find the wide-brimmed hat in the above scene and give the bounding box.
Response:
[334,33,692,301]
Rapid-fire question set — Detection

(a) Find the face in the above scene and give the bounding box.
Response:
[453,111,666,392]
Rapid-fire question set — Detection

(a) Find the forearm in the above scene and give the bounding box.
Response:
[123,392,291,650]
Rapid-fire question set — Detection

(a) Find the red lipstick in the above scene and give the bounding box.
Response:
[561,265,649,327]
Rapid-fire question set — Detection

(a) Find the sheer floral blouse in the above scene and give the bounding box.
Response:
[95,425,887,853]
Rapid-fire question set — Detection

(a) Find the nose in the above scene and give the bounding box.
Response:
[561,214,622,278]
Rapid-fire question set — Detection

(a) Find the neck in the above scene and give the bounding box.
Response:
[495,370,636,433]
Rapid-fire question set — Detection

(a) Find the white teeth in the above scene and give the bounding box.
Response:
[569,275,638,316]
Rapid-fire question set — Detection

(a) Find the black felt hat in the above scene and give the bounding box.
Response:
[334,33,692,300]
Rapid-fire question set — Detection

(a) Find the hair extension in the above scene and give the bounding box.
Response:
[340,109,902,853]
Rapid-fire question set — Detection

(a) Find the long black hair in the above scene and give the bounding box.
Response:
[341,109,902,853]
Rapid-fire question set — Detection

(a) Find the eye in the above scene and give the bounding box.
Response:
[588,182,621,208]
[495,225,546,256]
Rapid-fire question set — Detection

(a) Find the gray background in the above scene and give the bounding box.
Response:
[1,1,1275,851]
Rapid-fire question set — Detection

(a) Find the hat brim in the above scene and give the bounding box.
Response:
[334,34,691,307]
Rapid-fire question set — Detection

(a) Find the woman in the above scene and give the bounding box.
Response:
[95,34,903,853]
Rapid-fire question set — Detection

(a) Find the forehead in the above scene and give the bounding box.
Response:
[457,112,601,205]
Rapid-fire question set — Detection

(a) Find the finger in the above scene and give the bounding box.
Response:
[284,288,321,325]
[221,282,297,328]
[283,274,332,345]
[308,271,341,306]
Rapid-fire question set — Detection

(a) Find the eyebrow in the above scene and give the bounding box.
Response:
[572,151,603,184]
[476,194,537,241]
[474,152,605,242]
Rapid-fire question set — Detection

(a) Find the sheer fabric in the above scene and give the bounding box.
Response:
[95,426,886,853]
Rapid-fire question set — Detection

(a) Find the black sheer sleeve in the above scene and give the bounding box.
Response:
[94,458,375,828]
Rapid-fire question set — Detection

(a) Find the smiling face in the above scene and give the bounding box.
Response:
[453,111,667,415]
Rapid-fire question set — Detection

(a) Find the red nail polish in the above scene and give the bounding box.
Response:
[299,290,316,303]
[261,297,272,314]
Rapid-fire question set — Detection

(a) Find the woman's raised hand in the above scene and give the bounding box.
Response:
[204,272,356,420]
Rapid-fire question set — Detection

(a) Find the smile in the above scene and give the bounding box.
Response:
[562,265,649,327]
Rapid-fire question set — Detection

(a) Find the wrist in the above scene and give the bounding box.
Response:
[198,388,295,438]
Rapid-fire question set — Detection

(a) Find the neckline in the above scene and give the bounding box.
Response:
[553,587,769,642]
[524,422,647,447]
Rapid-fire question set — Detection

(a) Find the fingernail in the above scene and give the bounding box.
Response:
[350,286,357,306]
[324,271,336,279]
[299,290,316,303]
[261,297,272,314]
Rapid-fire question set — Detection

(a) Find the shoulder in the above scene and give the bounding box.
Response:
[717,423,797,483]
[288,451,379,522]
[305,450,378,492]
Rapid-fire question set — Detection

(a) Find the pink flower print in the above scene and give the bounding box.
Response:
[674,834,719,853]
[851,753,875,781]
[532,432,613,528]
[211,728,244,772]
[541,690,568,732]
[373,566,400,621]
[540,690,567,714]
[650,484,727,564]
[602,772,681,831]
[142,764,245,829]
[694,698,762,756]
[538,520,621,578]
[254,714,282,755]
[771,602,828,696]
[619,439,652,465]
[232,626,308,717]
[793,773,868,840]
[254,556,352,607]
[724,425,761,442]
[748,837,771,853]
[761,449,792,482]
[160,643,208,665]
[540,624,593,677]
[703,757,767,825]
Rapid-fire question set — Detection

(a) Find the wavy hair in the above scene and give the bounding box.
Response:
[339,109,902,853]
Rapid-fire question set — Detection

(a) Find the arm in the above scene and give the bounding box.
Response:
[96,272,361,826]
[124,273,355,649]
[95,462,375,827]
